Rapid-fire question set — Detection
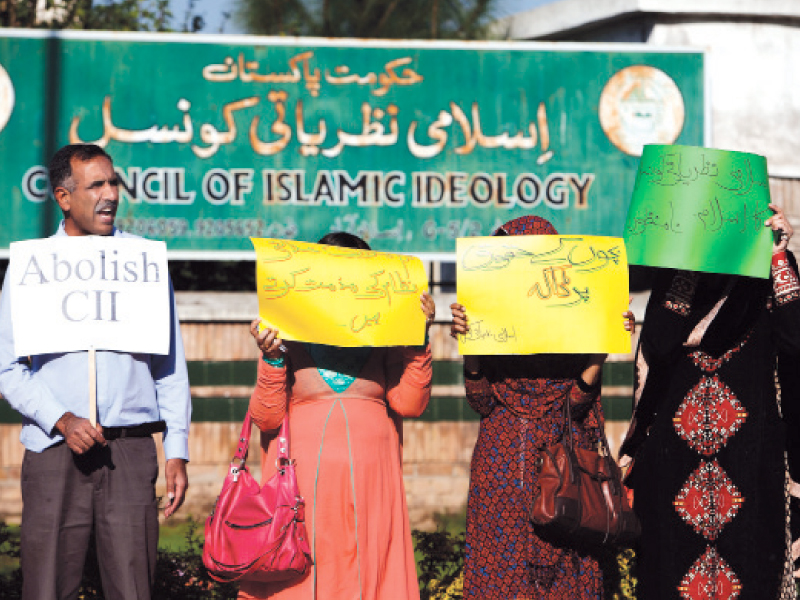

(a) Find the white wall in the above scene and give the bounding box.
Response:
[647,20,800,178]
[498,2,800,178]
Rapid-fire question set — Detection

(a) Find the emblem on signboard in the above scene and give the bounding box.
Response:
[598,65,684,157]
[0,62,13,135]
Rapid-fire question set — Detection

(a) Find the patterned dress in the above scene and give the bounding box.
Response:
[623,257,800,600]
[462,354,608,599]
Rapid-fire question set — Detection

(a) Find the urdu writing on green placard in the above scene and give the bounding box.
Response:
[624,144,773,279]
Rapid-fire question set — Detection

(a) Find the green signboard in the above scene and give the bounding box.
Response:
[0,31,705,257]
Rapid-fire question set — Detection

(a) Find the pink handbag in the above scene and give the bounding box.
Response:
[203,411,312,583]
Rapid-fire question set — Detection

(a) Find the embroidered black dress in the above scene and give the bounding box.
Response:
[623,262,800,600]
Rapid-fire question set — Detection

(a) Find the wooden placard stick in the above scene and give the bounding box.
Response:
[88,346,97,427]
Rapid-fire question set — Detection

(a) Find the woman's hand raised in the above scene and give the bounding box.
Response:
[250,318,284,359]
[421,291,436,334]
[766,203,793,253]
[450,303,469,338]
[624,310,635,333]
[449,303,480,375]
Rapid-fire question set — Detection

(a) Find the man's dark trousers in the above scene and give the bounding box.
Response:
[20,436,159,600]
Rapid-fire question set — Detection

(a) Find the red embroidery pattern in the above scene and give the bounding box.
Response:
[674,292,755,597]
[678,547,742,600]
[673,459,744,541]
[664,272,699,316]
[689,335,750,373]
[771,252,800,306]
[673,376,748,456]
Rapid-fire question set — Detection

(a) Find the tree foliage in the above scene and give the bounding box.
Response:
[0,0,174,31]
[235,0,499,40]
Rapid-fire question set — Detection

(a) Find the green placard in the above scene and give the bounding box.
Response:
[0,31,705,257]
[624,144,773,278]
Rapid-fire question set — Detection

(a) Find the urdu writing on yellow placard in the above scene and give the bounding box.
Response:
[456,235,631,355]
[252,238,427,347]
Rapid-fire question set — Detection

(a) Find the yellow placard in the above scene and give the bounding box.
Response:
[456,235,631,355]
[252,238,427,347]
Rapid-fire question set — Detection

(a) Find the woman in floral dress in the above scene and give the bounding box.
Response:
[451,215,634,599]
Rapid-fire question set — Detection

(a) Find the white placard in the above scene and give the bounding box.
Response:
[10,236,170,356]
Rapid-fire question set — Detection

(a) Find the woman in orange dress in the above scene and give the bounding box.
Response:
[238,232,434,600]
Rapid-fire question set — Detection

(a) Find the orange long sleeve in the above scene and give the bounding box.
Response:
[248,358,289,432]
[385,345,432,418]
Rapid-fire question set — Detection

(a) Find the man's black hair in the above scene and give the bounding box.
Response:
[48,144,113,193]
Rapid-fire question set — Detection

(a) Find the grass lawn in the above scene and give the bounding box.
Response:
[432,511,466,536]
[157,519,202,552]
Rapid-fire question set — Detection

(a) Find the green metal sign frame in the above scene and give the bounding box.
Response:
[0,30,706,258]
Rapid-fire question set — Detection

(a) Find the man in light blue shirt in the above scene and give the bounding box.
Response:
[0,143,192,600]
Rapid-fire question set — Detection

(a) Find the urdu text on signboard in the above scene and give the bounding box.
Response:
[0,31,705,256]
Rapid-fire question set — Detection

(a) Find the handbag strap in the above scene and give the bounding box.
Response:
[592,402,614,461]
[589,401,627,518]
[232,411,291,465]
[564,396,616,468]
[561,387,613,458]
[560,387,575,451]
[276,414,290,462]
[560,390,619,481]
[233,411,253,463]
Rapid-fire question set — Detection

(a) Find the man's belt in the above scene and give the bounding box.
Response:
[102,420,166,440]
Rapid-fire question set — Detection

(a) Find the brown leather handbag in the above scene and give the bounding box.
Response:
[530,397,640,547]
